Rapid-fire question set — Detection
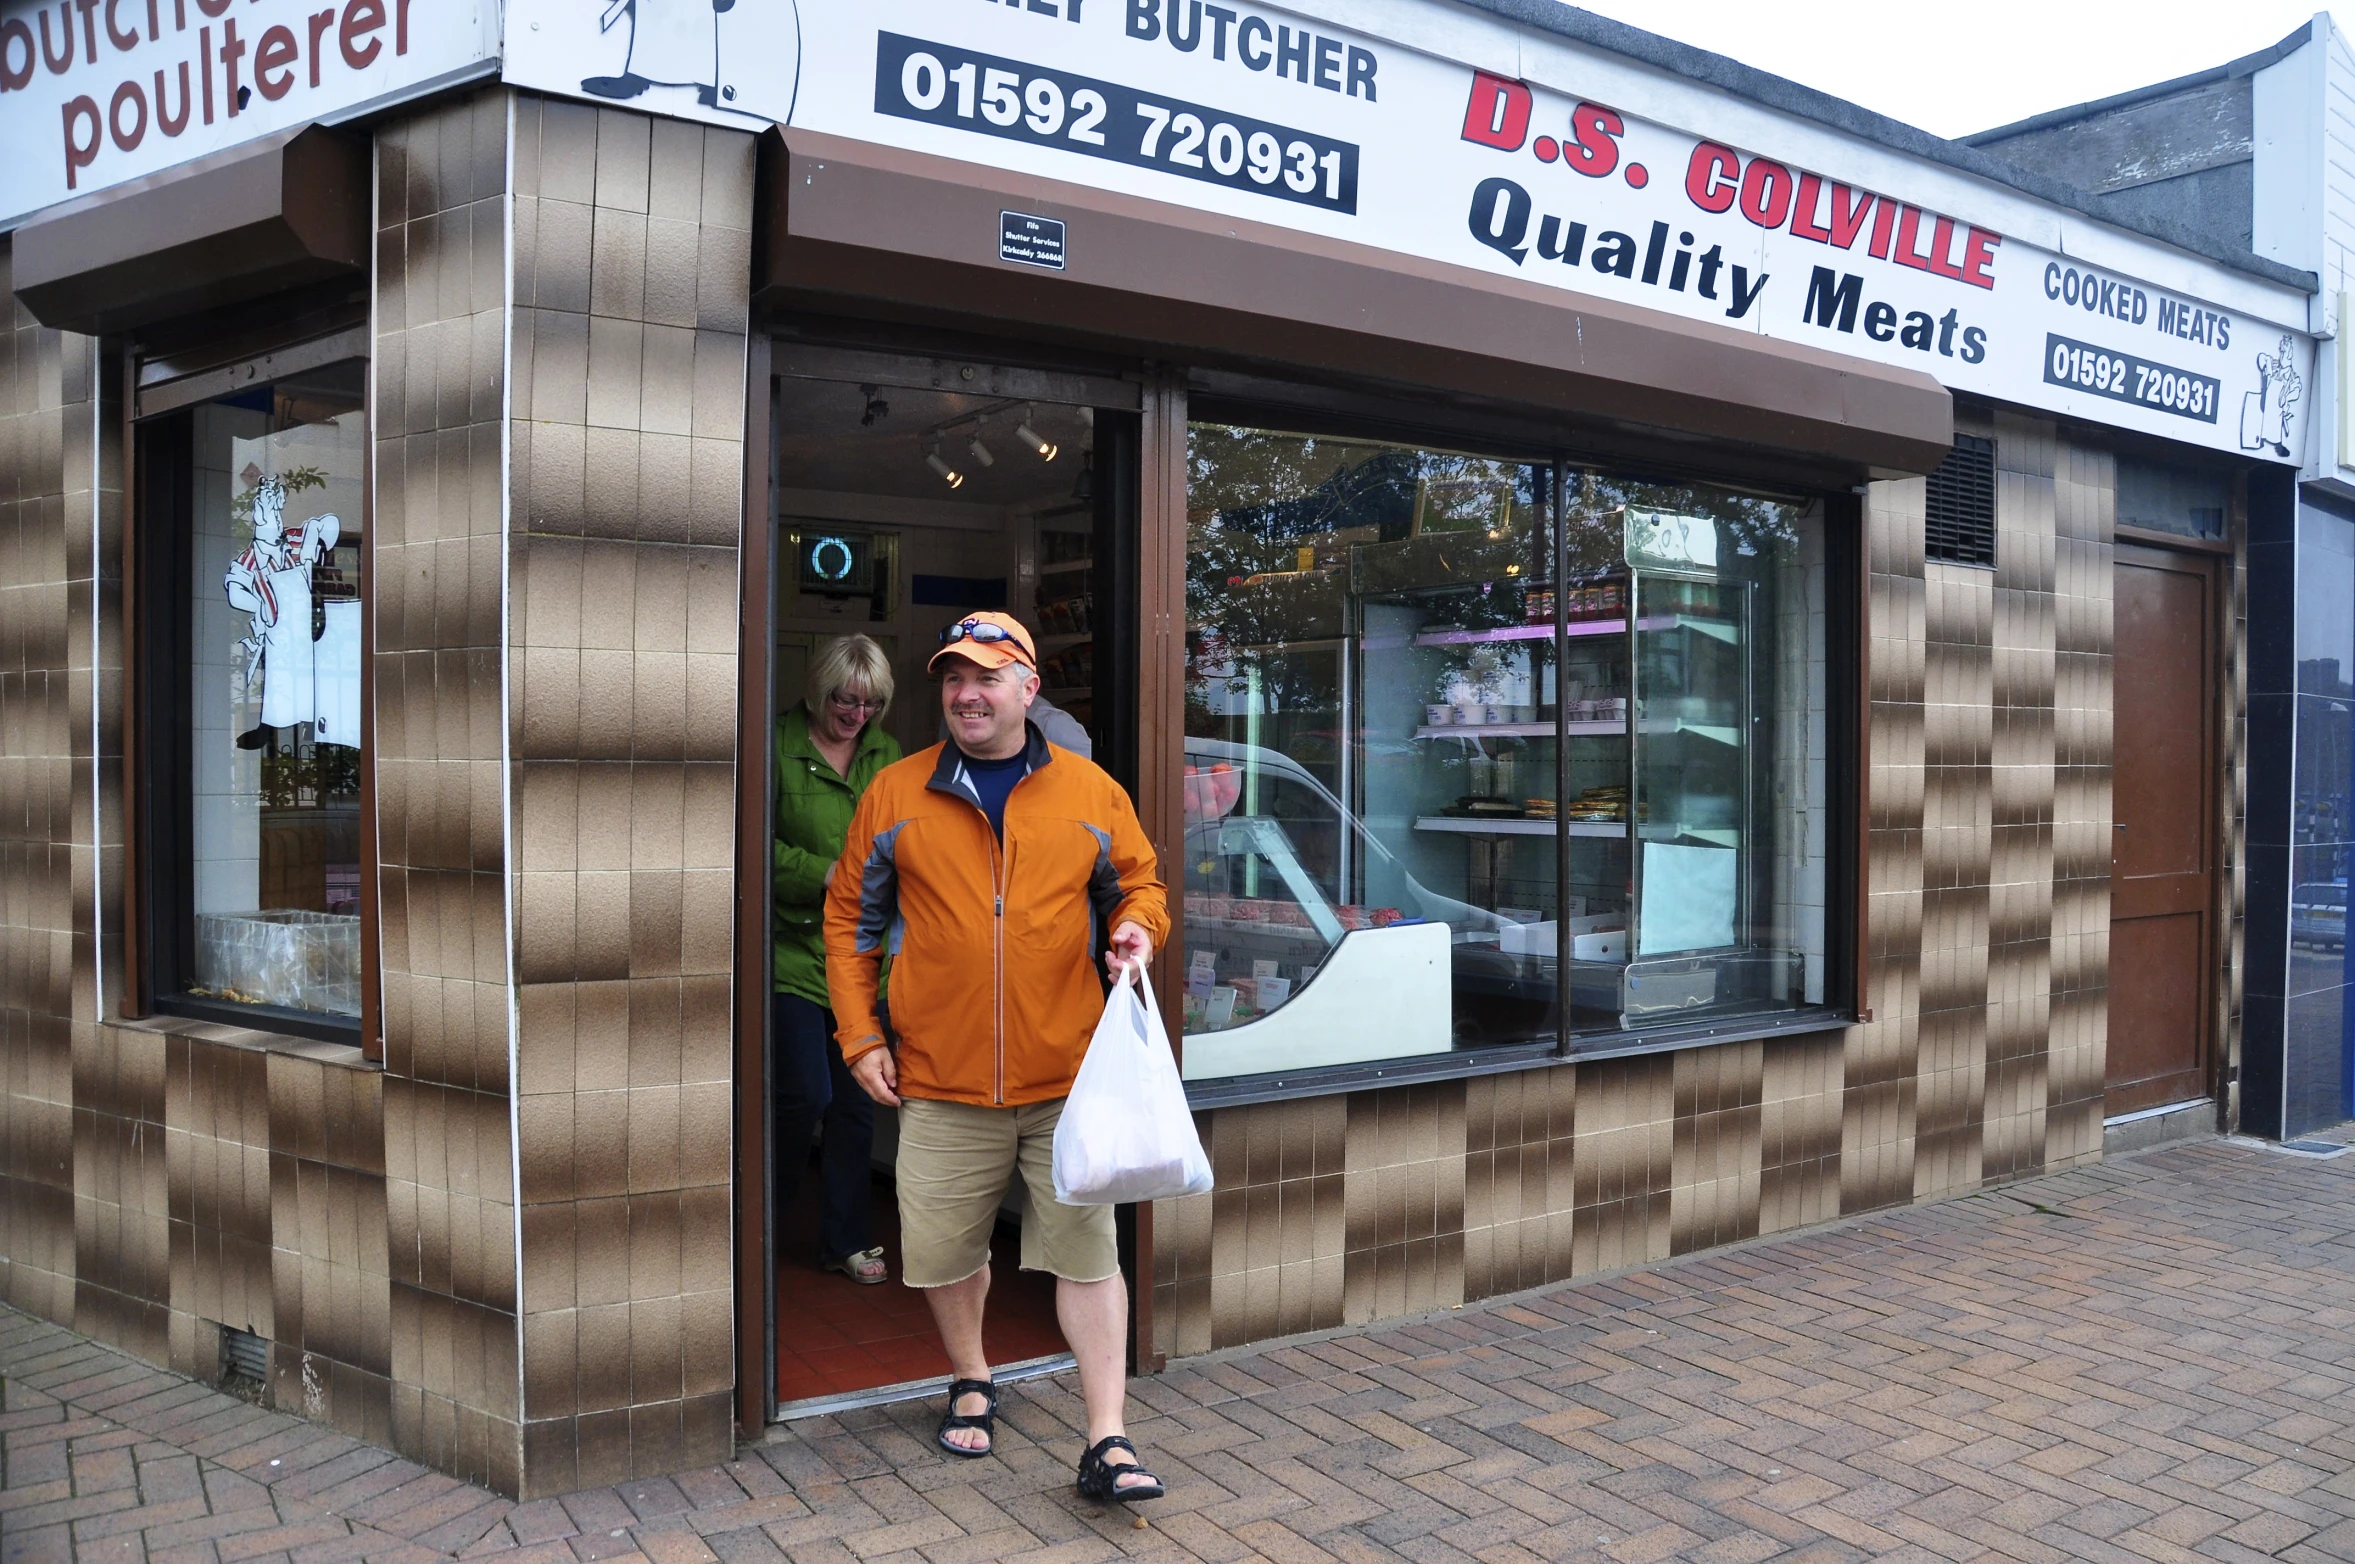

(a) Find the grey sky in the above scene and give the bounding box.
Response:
[1561,2,2335,140]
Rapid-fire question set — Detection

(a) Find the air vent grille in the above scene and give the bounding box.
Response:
[1924,434,1996,567]
[221,1325,267,1385]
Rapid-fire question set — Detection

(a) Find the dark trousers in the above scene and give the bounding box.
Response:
[773,991,876,1262]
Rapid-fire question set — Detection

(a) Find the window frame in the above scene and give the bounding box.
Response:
[126,352,377,1054]
[1170,395,1863,1107]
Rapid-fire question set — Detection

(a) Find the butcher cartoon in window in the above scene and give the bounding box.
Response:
[582,0,796,113]
[2241,333,2303,460]
[225,473,340,751]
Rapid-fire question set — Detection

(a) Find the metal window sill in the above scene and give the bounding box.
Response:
[1180,1007,1853,1110]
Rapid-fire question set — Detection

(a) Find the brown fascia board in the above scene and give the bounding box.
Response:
[12,126,367,338]
[755,128,1954,476]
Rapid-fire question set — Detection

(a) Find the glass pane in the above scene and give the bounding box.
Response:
[1181,424,1556,1080]
[1616,478,1823,1028]
[187,367,367,1017]
[2117,455,2227,539]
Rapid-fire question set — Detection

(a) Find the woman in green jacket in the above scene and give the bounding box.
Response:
[776,635,903,1283]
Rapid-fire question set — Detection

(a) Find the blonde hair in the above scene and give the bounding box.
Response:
[806,634,895,719]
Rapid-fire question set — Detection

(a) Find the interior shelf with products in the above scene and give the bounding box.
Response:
[1033,526,1094,719]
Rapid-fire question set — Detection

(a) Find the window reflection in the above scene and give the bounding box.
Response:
[1179,423,1832,1083]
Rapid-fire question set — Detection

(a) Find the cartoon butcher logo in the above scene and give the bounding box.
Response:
[225,473,342,751]
[2240,333,2303,459]
[583,0,797,114]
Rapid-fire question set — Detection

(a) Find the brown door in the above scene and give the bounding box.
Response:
[2107,542,2218,1115]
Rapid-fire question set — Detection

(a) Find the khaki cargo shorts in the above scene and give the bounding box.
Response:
[894,1096,1118,1288]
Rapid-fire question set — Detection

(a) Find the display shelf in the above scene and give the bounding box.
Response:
[1185,914,1332,944]
[1417,722,1555,739]
[1409,815,1732,843]
[1414,815,1571,836]
[1411,615,1736,648]
[1411,623,1557,646]
[1038,558,1093,576]
[1413,718,1732,744]
[1038,631,1092,649]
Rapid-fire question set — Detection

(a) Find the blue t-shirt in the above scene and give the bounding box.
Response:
[959,749,1028,839]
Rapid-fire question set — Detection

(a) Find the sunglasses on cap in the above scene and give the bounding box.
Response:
[938,619,1032,652]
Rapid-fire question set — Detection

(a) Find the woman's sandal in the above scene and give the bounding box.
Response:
[1076,1435,1166,1503]
[935,1378,996,1459]
[822,1246,888,1285]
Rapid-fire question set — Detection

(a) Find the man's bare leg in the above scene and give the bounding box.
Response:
[1056,1272,1151,1491]
[923,1265,994,1452]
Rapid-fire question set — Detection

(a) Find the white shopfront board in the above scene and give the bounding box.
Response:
[2,0,2317,464]
[0,0,495,225]
[495,0,2316,463]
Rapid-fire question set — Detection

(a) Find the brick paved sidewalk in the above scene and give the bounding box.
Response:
[6,1136,2354,1564]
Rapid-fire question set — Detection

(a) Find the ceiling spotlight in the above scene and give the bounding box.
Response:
[1071,449,1094,503]
[966,431,996,468]
[858,384,889,426]
[1015,410,1058,461]
[925,443,964,489]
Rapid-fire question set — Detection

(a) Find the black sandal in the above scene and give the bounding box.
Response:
[935,1378,996,1459]
[1076,1434,1165,1502]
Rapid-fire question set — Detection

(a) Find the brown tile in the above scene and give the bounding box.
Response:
[575,1299,632,1413]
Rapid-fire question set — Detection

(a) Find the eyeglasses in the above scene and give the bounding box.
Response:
[938,619,1032,654]
[826,692,883,714]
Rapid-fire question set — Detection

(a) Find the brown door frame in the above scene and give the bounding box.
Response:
[733,336,777,1437]
[1132,366,1187,1376]
[2107,535,2224,1117]
[731,337,1172,1426]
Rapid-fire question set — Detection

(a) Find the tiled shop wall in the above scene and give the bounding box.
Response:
[0,90,755,1501]
[374,86,526,1494]
[503,96,751,1496]
[0,245,98,1333]
[372,88,755,1493]
[0,244,397,1436]
[0,141,2191,1485]
[1154,411,2126,1355]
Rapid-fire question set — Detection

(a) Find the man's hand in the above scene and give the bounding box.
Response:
[1106,921,1155,982]
[848,1045,901,1107]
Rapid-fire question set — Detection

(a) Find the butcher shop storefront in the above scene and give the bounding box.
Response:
[0,0,2314,1499]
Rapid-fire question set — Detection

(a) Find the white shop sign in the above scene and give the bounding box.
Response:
[0,0,494,226]
[500,0,2313,463]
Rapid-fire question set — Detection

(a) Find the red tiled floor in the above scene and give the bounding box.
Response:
[775,1167,1068,1407]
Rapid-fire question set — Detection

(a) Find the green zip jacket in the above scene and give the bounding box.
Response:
[774,702,902,1005]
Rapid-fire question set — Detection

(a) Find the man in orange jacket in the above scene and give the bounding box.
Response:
[825,611,1171,1504]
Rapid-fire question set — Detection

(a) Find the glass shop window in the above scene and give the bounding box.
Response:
[2117,454,2228,540]
[1179,422,1831,1084]
[166,367,367,1022]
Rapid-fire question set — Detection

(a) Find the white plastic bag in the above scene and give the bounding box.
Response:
[1053,963,1214,1206]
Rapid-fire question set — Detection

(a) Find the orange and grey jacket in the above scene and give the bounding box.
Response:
[824,723,1170,1107]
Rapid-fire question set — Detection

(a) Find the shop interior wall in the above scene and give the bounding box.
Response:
[1149,410,2126,1355]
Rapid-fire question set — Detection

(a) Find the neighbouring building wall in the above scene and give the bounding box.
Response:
[1150,411,2119,1355]
[1966,74,2257,257]
[504,95,752,1497]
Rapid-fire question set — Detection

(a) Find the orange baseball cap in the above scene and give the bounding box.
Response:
[927,610,1038,673]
